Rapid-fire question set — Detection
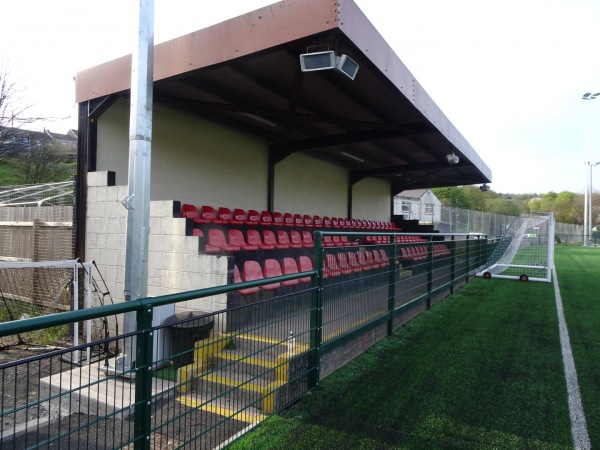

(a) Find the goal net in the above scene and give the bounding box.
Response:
[0,259,93,362]
[476,212,555,282]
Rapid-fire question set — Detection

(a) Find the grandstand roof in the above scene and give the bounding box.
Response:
[74,0,491,192]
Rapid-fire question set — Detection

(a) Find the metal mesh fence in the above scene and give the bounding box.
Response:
[0,182,74,264]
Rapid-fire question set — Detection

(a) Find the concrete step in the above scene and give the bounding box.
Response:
[228,332,303,360]
[215,349,279,380]
[193,369,273,410]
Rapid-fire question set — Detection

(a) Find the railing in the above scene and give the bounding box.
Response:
[0,232,490,449]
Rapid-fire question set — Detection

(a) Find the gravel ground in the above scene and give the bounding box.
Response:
[0,346,249,449]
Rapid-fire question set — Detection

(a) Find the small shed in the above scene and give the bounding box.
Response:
[394,189,442,224]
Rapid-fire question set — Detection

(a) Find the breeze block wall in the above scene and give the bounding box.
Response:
[85,171,229,339]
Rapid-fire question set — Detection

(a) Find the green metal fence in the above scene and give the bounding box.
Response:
[0,232,490,449]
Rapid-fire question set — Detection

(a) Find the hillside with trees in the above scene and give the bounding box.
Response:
[431,186,593,226]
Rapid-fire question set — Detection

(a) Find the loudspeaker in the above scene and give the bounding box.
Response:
[335,54,359,80]
[299,51,336,72]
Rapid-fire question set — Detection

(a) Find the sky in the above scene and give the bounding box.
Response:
[1,0,600,195]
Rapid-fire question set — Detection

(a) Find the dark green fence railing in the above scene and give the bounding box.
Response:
[0,232,491,449]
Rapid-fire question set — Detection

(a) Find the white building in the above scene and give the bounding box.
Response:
[394,189,442,224]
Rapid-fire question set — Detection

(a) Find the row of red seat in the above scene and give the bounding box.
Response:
[194,227,449,257]
[194,228,364,254]
[182,204,399,231]
[234,256,314,295]
[233,243,452,295]
[398,244,451,262]
[233,251,388,295]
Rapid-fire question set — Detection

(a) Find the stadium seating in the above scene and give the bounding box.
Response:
[277,230,302,249]
[297,256,313,283]
[246,229,275,250]
[262,230,288,249]
[260,211,273,226]
[200,205,227,225]
[204,228,239,254]
[228,229,259,251]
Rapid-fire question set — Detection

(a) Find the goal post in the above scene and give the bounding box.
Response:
[0,259,93,363]
[476,212,555,282]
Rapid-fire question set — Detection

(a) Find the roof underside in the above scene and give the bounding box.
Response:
[75,0,491,192]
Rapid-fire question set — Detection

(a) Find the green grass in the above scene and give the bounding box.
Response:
[554,246,600,445]
[230,272,577,449]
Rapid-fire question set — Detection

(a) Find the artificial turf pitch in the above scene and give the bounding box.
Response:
[229,246,599,449]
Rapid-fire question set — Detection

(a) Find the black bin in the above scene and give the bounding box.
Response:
[164,311,214,368]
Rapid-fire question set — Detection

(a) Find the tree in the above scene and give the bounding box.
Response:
[552,191,576,224]
[431,186,471,209]
[486,197,520,216]
[539,191,557,212]
[16,140,74,184]
[0,65,34,164]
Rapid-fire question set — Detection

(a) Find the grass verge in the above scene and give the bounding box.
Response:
[230,276,573,449]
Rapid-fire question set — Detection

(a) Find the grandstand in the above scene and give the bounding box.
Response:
[75,0,489,303]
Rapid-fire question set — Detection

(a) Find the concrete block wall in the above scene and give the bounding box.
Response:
[86,171,229,339]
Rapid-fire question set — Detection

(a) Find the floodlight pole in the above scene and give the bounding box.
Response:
[121,0,154,372]
[590,162,600,244]
[582,93,599,246]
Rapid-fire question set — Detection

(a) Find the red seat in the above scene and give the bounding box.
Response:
[277,230,302,249]
[313,215,322,228]
[336,253,353,276]
[289,230,308,248]
[379,249,391,266]
[303,215,314,228]
[301,230,314,248]
[357,251,375,270]
[246,229,275,250]
[283,212,294,227]
[192,228,203,237]
[233,208,248,223]
[280,258,300,287]
[181,204,209,224]
[322,216,332,228]
[234,265,259,295]
[205,228,240,253]
[262,230,287,249]
[323,236,336,247]
[218,207,242,225]
[261,259,283,290]
[293,214,304,227]
[340,235,358,246]
[371,250,387,268]
[323,254,341,278]
[297,256,313,283]
[260,211,273,226]
[245,209,260,226]
[228,229,259,251]
[241,260,271,293]
[272,212,284,226]
[200,205,227,225]
[331,217,340,228]
[347,252,363,273]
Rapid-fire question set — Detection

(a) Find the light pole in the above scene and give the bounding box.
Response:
[582,92,599,245]
[589,161,600,245]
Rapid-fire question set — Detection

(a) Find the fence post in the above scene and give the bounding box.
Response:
[387,235,396,335]
[134,304,154,450]
[309,231,324,389]
[450,235,456,294]
[465,236,471,283]
[426,236,433,309]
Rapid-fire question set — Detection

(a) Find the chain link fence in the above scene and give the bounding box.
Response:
[435,206,583,244]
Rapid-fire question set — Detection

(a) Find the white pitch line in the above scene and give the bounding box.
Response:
[552,266,590,450]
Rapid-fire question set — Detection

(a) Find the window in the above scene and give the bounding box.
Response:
[401,201,410,213]
[424,203,434,215]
